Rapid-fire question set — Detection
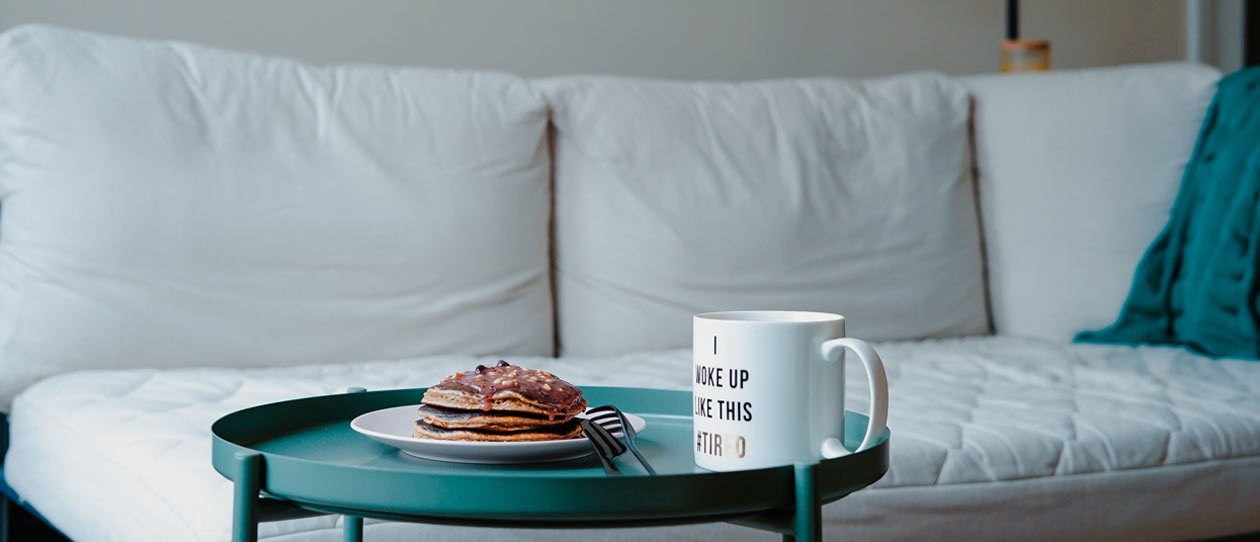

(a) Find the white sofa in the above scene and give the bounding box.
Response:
[1,25,1257,542]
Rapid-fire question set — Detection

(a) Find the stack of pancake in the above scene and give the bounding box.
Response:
[414,361,587,442]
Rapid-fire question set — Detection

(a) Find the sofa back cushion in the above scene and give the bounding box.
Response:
[961,63,1220,341]
[542,73,988,356]
[0,25,553,409]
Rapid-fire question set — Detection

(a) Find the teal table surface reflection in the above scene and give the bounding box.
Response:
[212,386,888,542]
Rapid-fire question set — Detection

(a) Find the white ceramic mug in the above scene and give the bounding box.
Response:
[692,310,889,471]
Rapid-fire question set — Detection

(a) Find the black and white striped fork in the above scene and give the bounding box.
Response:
[586,404,657,475]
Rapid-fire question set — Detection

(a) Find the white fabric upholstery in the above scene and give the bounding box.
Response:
[0,25,554,410]
[542,73,988,356]
[7,337,1259,541]
[961,63,1220,341]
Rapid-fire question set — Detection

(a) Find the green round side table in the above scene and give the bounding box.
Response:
[211,386,889,542]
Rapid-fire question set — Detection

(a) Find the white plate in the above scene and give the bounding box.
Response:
[350,405,648,464]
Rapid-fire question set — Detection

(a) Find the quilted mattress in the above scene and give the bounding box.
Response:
[5,336,1259,541]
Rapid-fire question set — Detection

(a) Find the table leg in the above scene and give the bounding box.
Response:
[232,451,263,542]
[344,515,363,542]
[791,463,820,542]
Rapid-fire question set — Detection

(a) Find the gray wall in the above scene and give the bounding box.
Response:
[1,0,1188,80]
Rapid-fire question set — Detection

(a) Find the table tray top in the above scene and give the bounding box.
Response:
[212,386,888,525]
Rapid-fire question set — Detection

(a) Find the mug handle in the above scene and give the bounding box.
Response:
[818,337,888,458]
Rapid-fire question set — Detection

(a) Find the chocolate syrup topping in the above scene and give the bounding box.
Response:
[436,361,583,417]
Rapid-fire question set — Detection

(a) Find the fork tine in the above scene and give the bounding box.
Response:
[588,414,628,437]
[586,408,628,434]
[586,404,656,475]
[590,416,624,429]
[612,413,636,438]
[587,407,633,435]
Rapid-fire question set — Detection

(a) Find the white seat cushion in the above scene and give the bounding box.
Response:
[7,337,1259,541]
[0,25,554,409]
[961,63,1220,341]
[540,73,988,356]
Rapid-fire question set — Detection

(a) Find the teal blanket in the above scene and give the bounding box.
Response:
[1076,67,1260,358]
